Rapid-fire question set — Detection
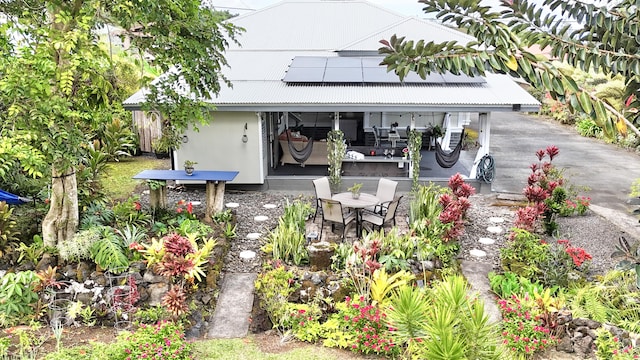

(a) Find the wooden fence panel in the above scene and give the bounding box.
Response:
[133,111,162,153]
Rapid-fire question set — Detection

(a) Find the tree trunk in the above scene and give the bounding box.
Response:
[149,186,167,210]
[205,181,226,223]
[42,168,79,248]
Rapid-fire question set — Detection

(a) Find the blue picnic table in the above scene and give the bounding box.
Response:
[133,170,239,221]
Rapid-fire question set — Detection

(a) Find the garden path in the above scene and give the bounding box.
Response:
[207,273,257,338]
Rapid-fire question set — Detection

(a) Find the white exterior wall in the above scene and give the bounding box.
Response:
[175,111,264,184]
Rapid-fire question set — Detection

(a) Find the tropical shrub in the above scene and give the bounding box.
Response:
[0,201,19,258]
[105,320,193,360]
[262,199,312,266]
[407,276,504,360]
[594,327,640,360]
[254,263,299,331]
[0,271,40,323]
[520,146,590,235]
[498,293,558,358]
[500,229,549,280]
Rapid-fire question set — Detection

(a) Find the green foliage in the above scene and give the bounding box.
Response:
[211,209,233,224]
[369,268,414,306]
[0,201,19,257]
[612,236,640,289]
[105,320,193,360]
[408,129,422,191]
[576,119,603,138]
[500,229,549,280]
[378,228,414,272]
[327,130,346,192]
[263,199,311,266]
[254,265,300,331]
[92,116,137,161]
[89,228,130,273]
[594,327,640,359]
[134,305,171,325]
[17,235,48,264]
[413,276,503,360]
[112,196,152,228]
[0,271,40,321]
[387,285,429,344]
[80,201,115,229]
[497,293,558,358]
[488,271,545,299]
[380,0,640,139]
[58,227,103,263]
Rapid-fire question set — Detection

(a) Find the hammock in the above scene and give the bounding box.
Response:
[435,129,465,168]
[286,130,314,166]
[0,189,31,205]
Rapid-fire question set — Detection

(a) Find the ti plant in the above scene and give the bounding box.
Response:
[611,236,640,289]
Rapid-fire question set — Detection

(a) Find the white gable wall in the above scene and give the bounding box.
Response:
[174,112,264,184]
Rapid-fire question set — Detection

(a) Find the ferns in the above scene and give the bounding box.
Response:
[568,285,613,322]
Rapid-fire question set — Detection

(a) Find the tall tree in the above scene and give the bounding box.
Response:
[0,0,239,246]
[380,0,639,139]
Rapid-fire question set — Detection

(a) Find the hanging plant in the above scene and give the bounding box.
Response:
[408,129,422,192]
[327,130,346,193]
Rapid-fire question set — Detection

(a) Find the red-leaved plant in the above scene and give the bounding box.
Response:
[438,173,475,242]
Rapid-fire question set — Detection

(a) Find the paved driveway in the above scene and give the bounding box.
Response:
[488,112,640,213]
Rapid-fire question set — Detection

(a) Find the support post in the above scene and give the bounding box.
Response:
[205,181,226,222]
[149,186,167,210]
[470,112,491,179]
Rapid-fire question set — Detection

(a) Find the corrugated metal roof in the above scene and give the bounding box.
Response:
[228,0,405,50]
[124,73,538,112]
[339,17,476,51]
[123,0,540,112]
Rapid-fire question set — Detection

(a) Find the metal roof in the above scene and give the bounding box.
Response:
[123,0,540,112]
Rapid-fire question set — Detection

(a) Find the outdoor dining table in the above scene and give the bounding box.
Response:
[332,192,379,237]
[133,169,238,222]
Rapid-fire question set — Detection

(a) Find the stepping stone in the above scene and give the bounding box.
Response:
[239,250,256,259]
[254,215,269,222]
[487,226,503,234]
[469,249,487,257]
[246,233,261,240]
[208,273,257,338]
[489,217,504,223]
[263,204,277,209]
[479,237,495,245]
[190,201,202,206]
[226,202,239,208]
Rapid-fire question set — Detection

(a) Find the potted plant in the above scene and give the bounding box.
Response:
[184,160,197,176]
[152,136,171,159]
[347,183,363,199]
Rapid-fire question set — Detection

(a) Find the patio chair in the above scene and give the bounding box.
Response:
[361,195,402,234]
[365,178,398,214]
[319,198,356,240]
[312,176,332,221]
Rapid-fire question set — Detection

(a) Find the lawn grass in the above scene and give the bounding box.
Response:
[100,155,169,200]
[191,336,366,360]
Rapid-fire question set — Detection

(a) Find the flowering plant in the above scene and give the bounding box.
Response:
[115,320,193,359]
[402,147,409,158]
[498,293,557,358]
[334,295,398,357]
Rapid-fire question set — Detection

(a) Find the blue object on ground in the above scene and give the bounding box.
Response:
[0,189,31,205]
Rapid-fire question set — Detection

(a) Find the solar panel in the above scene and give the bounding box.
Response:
[326,57,362,67]
[283,56,486,84]
[324,67,363,82]
[282,67,325,82]
[290,56,327,68]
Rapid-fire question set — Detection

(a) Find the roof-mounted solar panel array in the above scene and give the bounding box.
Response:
[283,56,486,85]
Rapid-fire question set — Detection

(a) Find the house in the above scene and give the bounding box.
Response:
[123,0,539,187]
